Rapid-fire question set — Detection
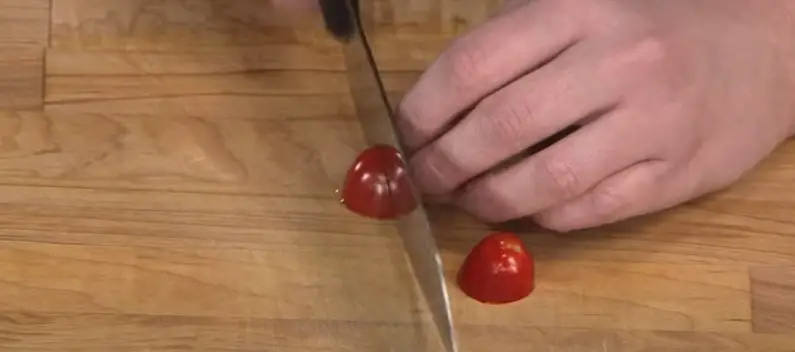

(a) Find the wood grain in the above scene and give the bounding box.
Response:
[751,266,795,333]
[0,110,365,196]
[0,0,49,46]
[44,52,421,104]
[0,47,43,109]
[3,318,794,352]
[49,0,331,49]
[1,0,795,351]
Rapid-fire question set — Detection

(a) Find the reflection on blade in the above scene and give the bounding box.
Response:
[319,1,458,351]
[395,205,458,352]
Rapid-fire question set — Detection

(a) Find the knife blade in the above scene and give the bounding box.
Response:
[318,1,458,351]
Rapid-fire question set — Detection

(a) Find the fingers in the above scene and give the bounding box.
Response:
[409,42,624,196]
[453,108,653,223]
[396,0,585,150]
[532,161,670,232]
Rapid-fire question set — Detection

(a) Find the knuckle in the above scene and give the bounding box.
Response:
[396,97,435,147]
[460,176,517,222]
[548,0,616,27]
[538,158,581,200]
[588,184,628,221]
[613,35,671,77]
[479,98,533,145]
[633,36,669,69]
[532,211,576,233]
[542,0,578,12]
[441,39,490,89]
[416,141,466,193]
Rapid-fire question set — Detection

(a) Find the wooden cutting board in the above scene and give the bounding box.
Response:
[0,1,794,351]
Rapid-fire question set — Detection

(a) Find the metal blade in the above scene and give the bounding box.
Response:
[319,1,458,351]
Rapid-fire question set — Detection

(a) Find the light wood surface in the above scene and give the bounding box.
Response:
[1,1,795,351]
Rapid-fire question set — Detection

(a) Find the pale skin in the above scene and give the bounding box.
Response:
[275,0,795,232]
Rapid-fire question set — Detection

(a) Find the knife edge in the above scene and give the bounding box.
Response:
[319,1,459,351]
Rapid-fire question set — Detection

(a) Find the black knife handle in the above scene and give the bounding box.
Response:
[319,0,360,42]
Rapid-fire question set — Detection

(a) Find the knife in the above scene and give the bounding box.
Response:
[318,1,459,351]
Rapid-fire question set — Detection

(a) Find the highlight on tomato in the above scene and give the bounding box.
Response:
[339,144,418,220]
[457,231,535,304]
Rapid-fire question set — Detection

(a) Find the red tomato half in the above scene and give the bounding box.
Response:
[457,232,535,304]
[339,144,418,220]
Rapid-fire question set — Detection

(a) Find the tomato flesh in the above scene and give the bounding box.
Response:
[457,232,535,304]
[340,144,418,220]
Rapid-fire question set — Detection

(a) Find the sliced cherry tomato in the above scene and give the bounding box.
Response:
[339,144,418,220]
[457,231,535,304]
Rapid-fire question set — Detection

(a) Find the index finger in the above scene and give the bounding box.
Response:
[396,0,584,151]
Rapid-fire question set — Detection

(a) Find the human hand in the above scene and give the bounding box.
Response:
[397,0,795,231]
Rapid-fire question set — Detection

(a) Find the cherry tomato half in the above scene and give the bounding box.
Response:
[457,232,535,304]
[339,144,418,220]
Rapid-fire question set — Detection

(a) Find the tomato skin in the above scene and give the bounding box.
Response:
[457,232,535,304]
[340,144,418,220]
